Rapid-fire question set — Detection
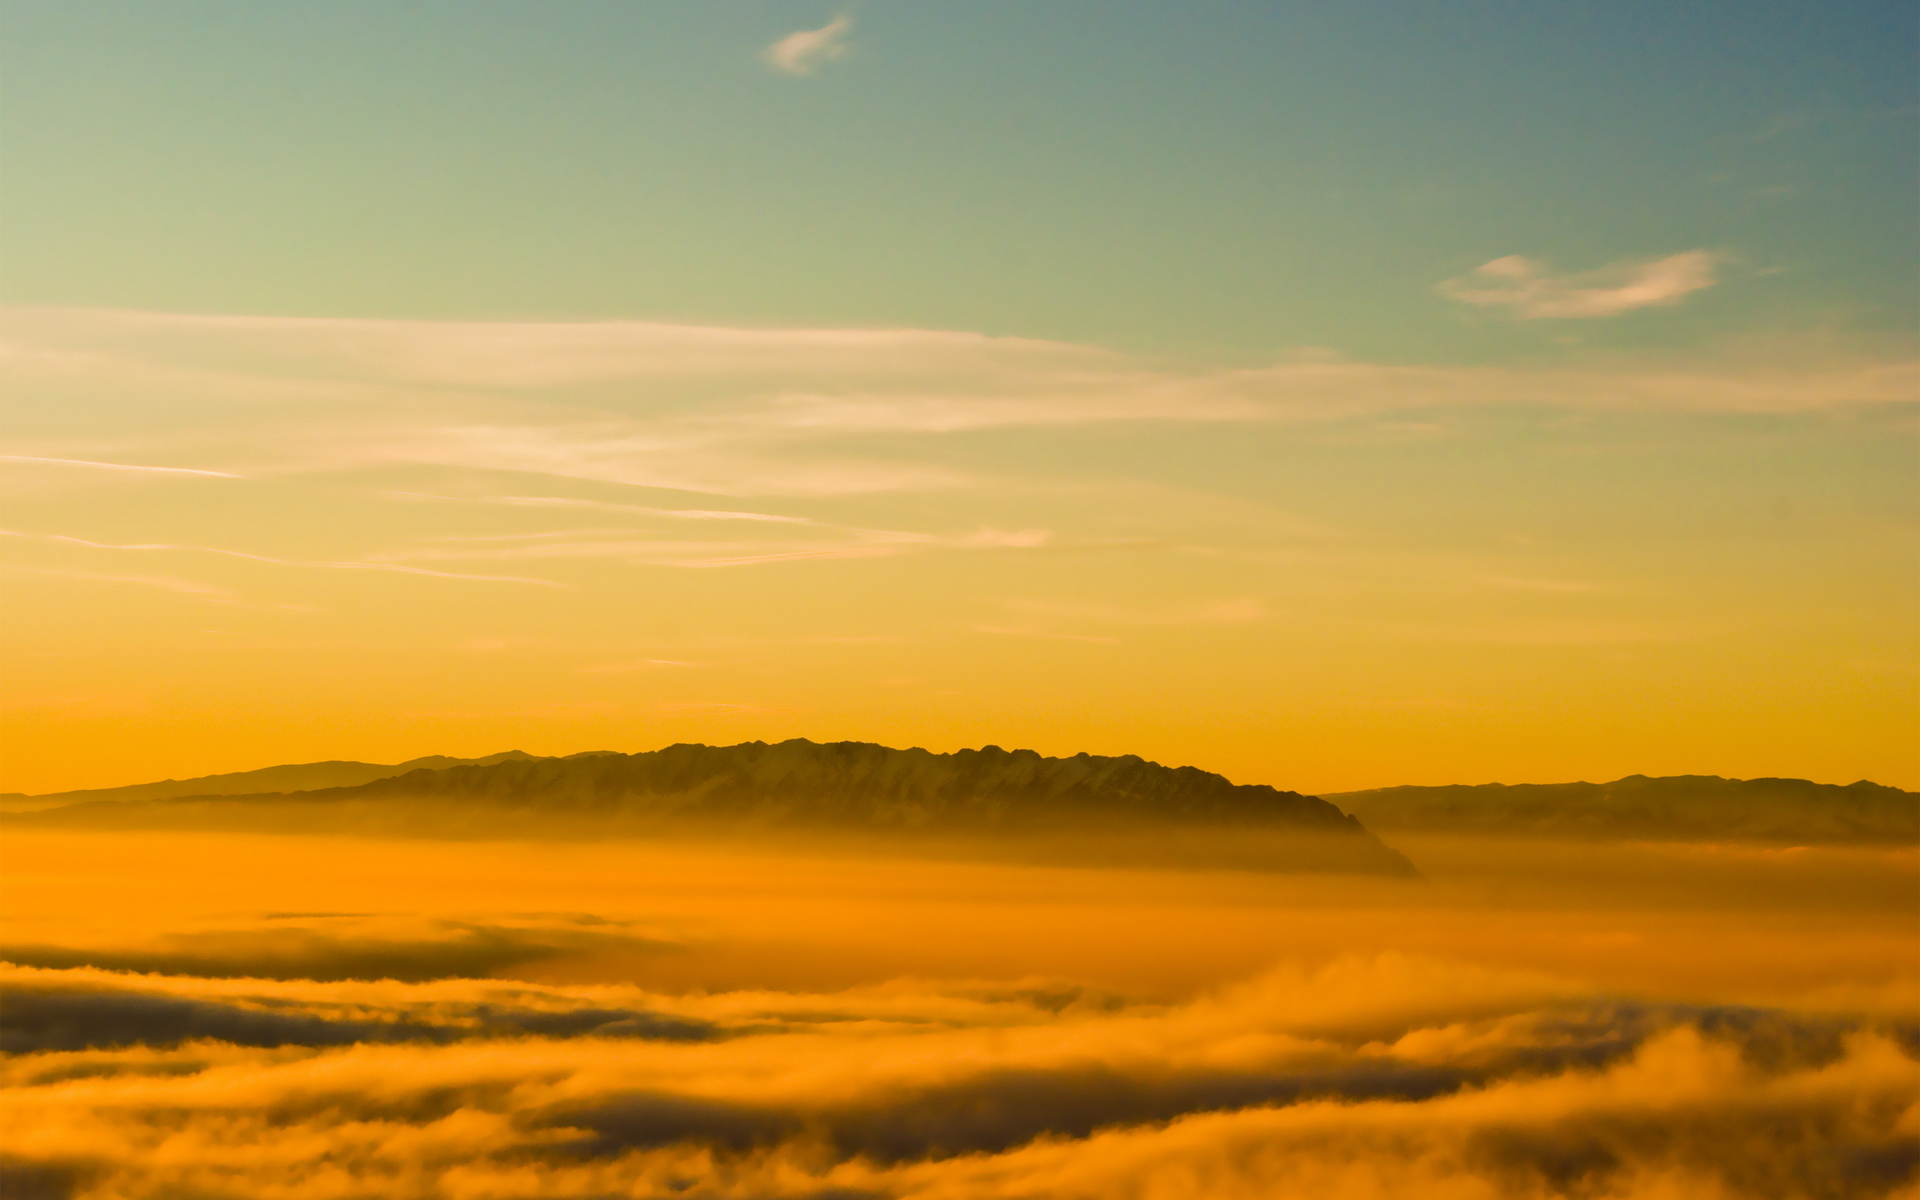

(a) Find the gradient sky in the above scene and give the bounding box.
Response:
[2,0,1915,793]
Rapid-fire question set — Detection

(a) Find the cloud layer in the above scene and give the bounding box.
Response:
[2,826,1914,1198]
[2,954,1913,1199]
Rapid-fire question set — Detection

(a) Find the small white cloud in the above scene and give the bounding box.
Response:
[1440,251,1720,319]
[766,15,851,76]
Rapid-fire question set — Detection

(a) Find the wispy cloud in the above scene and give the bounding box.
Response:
[1440,251,1721,318]
[0,563,239,602]
[0,307,1910,604]
[757,384,1267,433]
[482,496,815,524]
[373,524,1049,570]
[397,422,972,496]
[0,454,243,479]
[1000,597,1272,626]
[0,530,562,587]
[765,14,851,76]
[386,493,827,521]
[6,306,1910,504]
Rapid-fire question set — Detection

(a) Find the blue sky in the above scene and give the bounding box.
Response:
[4,0,1913,359]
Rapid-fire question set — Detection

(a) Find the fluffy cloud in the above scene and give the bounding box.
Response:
[1440,252,1721,319]
[765,15,852,76]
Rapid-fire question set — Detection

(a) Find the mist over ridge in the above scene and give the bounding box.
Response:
[9,740,1416,876]
[16,739,1914,849]
[0,751,540,814]
[1333,774,1919,845]
[5,752,1915,1199]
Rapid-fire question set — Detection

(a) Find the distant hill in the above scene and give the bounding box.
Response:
[1328,775,1918,844]
[0,751,540,814]
[13,740,1417,876]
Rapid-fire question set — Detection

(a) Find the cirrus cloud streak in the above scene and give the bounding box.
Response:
[1440,251,1722,319]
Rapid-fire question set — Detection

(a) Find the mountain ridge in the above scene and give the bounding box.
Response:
[0,751,543,814]
[14,747,1910,849]
[13,739,1417,876]
[1329,774,1917,844]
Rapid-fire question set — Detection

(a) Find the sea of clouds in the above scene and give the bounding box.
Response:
[4,951,1916,1199]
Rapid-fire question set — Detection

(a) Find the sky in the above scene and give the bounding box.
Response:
[1,0,1915,793]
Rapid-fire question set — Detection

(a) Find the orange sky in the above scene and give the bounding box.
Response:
[2,309,1914,795]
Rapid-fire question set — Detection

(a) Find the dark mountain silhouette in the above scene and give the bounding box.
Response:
[1328,775,1918,844]
[0,751,540,814]
[13,740,1416,876]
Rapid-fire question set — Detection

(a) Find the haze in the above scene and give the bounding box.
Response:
[1,3,1915,1199]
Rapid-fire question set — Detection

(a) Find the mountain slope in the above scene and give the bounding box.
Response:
[0,751,540,814]
[19,740,1416,875]
[1328,775,1918,844]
